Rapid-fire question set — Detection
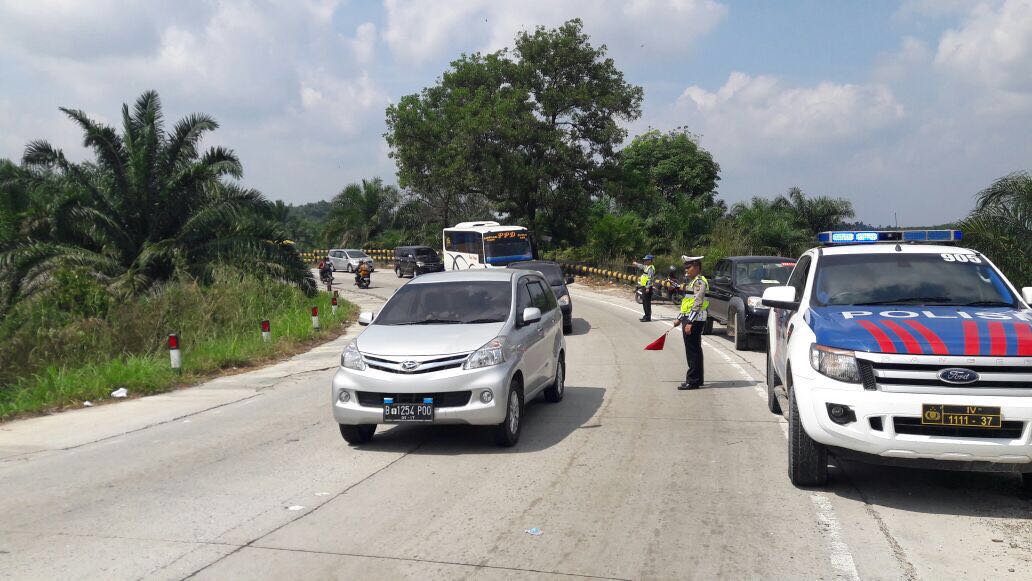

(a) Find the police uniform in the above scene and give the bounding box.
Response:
[677,259,709,390]
[635,256,656,322]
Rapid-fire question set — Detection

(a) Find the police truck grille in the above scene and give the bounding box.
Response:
[861,358,1032,394]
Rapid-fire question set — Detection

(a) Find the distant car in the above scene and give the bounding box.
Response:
[332,270,566,447]
[328,248,375,273]
[507,260,575,334]
[707,256,796,350]
[394,245,445,278]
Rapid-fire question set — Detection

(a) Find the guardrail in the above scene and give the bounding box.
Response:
[558,262,680,288]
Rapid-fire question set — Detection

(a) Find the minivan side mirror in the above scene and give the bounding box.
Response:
[1022,287,1032,305]
[761,286,799,311]
[565,276,575,285]
[358,311,375,326]
[520,307,542,326]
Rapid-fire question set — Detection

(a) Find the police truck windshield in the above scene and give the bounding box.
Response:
[812,253,1019,307]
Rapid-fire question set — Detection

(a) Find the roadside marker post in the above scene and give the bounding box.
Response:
[168,333,182,374]
[331,296,338,315]
[311,306,321,331]
[261,319,271,342]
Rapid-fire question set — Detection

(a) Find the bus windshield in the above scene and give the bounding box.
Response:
[484,231,533,266]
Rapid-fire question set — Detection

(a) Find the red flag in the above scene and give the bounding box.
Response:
[644,329,670,351]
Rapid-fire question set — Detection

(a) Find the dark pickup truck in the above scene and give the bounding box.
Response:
[707,256,796,350]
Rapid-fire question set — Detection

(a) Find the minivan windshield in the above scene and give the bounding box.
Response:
[374,281,512,325]
[812,253,1018,307]
[510,263,564,286]
[735,261,794,285]
[350,251,369,259]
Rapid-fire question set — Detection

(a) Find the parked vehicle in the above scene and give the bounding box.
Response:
[634,276,685,306]
[707,256,796,350]
[507,260,575,334]
[394,245,445,278]
[765,229,1032,493]
[328,248,375,273]
[332,270,566,447]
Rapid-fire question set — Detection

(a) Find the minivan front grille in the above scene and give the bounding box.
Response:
[356,391,472,408]
[363,353,470,374]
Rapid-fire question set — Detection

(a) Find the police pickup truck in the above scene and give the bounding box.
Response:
[762,230,1032,493]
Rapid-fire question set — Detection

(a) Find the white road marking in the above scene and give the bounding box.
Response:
[576,290,861,581]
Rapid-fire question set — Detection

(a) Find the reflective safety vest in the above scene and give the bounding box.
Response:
[638,264,655,287]
[680,275,710,314]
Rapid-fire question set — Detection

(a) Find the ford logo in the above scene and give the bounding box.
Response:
[938,368,979,384]
[401,361,420,371]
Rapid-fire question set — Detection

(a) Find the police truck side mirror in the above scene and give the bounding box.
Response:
[1022,287,1032,306]
[761,286,800,311]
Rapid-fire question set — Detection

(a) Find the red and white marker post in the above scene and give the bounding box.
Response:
[311,306,320,331]
[168,333,182,374]
[260,319,271,342]
[331,296,338,316]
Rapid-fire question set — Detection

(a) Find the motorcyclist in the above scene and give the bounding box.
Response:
[355,261,371,286]
[318,256,333,281]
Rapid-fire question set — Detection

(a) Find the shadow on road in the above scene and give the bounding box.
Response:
[702,379,760,389]
[707,324,765,352]
[358,386,606,455]
[827,460,1032,517]
[567,317,592,336]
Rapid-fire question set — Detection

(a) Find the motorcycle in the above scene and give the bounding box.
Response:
[354,272,371,289]
[320,268,334,286]
[634,278,685,305]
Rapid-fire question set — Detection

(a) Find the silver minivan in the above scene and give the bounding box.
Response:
[331,270,566,446]
[328,248,375,273]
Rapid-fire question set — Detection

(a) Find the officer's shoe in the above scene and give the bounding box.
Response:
[640,316,651,322]
[677,383,691,390]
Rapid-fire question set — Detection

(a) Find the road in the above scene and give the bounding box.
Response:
[0,270,1028,580]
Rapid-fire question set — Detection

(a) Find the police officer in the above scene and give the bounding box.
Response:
[671,255,709,390]
[633,254,657,322]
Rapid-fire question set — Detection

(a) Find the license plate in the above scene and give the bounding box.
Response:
[382,399,434,423]
[921,404,1001,429]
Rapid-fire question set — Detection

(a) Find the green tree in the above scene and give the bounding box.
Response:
[385,19,643,244]
[323,178,400,246]
[773,187,855,234]
[727,197,812,257]
[958,172,1032,287]
[0,91,313,309]
[614,128,721,214]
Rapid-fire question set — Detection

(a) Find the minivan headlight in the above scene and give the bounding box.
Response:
[557,294,570,306]
[341,342,366,371]
[746,296,763,309]
[464,337,506,370]
[809,344,860,383]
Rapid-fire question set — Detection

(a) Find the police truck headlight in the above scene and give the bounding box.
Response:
[809,344,860,383]
[465,337,506,370]
[746,296,763,310]
[558,294,570,306]
[341,342,366,371]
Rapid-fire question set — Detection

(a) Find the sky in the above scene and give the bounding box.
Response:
[1,0,1030,226]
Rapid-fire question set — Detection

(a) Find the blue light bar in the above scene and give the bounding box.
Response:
[818,230,963,245]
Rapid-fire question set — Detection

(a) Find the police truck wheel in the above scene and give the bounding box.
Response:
[766,348,782,415]
[494,381,524,447]
[339,424,375,445]
[730,309,748,351]
[788,387,828,486]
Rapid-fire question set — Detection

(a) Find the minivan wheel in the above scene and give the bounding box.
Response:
[346,264,353,273]
[495,381,523,447]
[788,387,828,487]
[544,358,565,403]
[339,424,375,445]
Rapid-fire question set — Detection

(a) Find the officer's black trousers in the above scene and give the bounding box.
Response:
[682,321,704,386]
[642,287,652,320]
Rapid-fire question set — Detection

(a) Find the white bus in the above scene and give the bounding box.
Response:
[442,222,534,270]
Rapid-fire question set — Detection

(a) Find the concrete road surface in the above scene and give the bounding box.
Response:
[0,270,1028,580]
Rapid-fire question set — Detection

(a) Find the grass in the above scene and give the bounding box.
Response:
[0,274,356,420]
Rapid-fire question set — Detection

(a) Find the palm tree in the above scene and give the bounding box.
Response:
[0,91,314,308]
[958,172,1031,287]
[774,187,855,234]
[729,197,812,257]
[323,178,400,246]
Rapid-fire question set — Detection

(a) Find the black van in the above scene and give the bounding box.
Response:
[394,246,445,277]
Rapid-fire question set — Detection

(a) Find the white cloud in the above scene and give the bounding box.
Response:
[873,36,931,81]
[674,72,904,159]
[347,22,378,66]
[383,0,727,65]
[935,0,1032,94]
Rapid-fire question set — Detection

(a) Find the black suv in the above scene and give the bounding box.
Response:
[394,246,444,278]
[507,260,575,334]
[707,256,796,350]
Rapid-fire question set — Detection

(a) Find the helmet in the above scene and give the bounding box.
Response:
[669,265,677,274]
[643,254,654,261]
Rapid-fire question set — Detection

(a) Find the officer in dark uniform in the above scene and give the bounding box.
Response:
[671,255,709,390]
[633,254,657,322]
